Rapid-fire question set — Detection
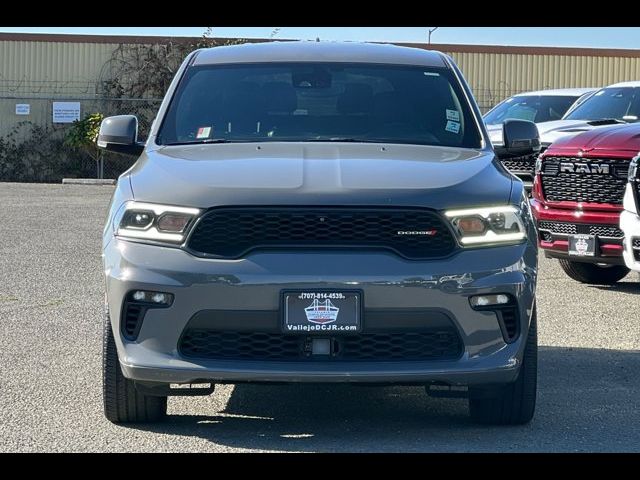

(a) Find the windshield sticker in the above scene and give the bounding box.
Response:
[196,127,211,139]
[423,71,440,77]
[445,120,460,134]
[446,109,460,122]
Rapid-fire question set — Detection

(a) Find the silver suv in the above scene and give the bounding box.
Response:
[99,41,540,425]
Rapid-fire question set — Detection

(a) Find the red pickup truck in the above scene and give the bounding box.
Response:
[531,123,640,284]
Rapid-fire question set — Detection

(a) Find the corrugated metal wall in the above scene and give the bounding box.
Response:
[1,36,640,125]
[0,40,120,97]
[446,51,640,110]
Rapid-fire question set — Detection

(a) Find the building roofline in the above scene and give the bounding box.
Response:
[1,32,640,58]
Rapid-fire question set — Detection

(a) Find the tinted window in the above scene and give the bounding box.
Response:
[484,95,579,124]
[157,63,482,148]
[564,87,640,122]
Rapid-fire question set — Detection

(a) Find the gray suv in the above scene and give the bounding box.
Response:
[99,41,540,425]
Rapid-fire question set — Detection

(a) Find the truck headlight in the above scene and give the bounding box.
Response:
[444,206,526,246]
[114,201,201,244]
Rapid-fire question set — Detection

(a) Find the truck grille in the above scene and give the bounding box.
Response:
[633,238,640,262]
[500,153,537,176]
[179,329,463,362]
[541,157,629,204]
[538,221,576,235]
[538,221,623,238]
[186,207,457,259]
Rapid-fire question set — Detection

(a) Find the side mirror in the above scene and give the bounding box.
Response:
[494,119,541,159]
[97,115,145,156]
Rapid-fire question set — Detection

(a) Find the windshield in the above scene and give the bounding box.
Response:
[157,62,482,148]
[563,87,640,122]
[484,95,579,124]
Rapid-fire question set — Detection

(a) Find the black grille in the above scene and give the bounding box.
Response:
[538,221,623,238]
[500,153,538,176]
[541,157,629,204]
[179,330,463,362]
[499,308,519,342]
[633,238,640,262]
[589,225,624,238]
[538,221,576,235]
[540,230,553,242]
[187,207,457,259]
[122,303,146,340]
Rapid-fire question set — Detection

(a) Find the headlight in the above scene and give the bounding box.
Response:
[628,154,639,182]
[114,201,201,244]
[444,206,526,246]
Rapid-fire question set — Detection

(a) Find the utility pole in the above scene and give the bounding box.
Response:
[428,27,439,45]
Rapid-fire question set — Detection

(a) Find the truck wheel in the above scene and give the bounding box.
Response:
[103,312,167,423]
[469,308,537,425]
[558,259,629,284]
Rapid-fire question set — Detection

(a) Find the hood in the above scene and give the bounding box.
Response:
[536,119,603,145]
[487,119,622,147]
[544,123,640,156]
[127,142,513,210]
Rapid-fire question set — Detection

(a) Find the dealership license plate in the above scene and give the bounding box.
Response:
[568,234,596,257]
[282,291,361,334]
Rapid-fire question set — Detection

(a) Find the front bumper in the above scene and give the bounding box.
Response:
[104,239,537,386]
[531,199,624,265]
[620,210,640,272]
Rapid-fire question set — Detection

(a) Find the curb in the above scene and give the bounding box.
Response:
[62,178,116,186]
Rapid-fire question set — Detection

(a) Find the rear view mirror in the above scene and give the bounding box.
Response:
[494,119,541,159]
[97,115,144,156]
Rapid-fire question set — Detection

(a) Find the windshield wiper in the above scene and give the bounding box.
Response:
[586,118,627,126]
[163,138,233,146]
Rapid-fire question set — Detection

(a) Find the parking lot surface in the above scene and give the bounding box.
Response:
[0,182,639,452]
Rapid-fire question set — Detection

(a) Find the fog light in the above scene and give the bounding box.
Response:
[470,294,512,308]
[151,293,168,304]
[133,291,146,301]
[129,290,173,306]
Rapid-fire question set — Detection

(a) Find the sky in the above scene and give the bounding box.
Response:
[1,27,640,49]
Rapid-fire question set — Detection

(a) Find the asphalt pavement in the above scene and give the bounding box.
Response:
[0,182,638,452]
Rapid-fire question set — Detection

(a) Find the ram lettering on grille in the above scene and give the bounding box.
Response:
[559,163,610,174]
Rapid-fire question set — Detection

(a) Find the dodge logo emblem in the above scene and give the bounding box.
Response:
[397,230,437,236]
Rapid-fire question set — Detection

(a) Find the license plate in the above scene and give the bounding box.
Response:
[568,234,596,257]
[282,290,361,334]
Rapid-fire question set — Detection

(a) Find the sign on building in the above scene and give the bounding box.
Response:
[52,102,81,123]
[15,104,30,115]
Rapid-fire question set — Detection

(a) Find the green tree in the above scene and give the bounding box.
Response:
[65,113,104,178]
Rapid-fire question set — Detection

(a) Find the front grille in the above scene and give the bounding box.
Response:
[538,221,623,238]
[179,329,463,362]
[538,221,577,235]
[589,225,624,238]
[186,207,457,259]
[501,153,537,176]
[541,157,629,204]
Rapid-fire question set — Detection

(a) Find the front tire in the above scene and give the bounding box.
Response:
[103,312,167,423]
[558,259,629,285]
[469,308,537,425]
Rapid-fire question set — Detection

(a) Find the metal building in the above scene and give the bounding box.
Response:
[1,32,640,138]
